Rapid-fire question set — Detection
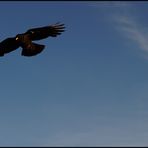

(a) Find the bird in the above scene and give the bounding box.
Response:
[0,23,65,57]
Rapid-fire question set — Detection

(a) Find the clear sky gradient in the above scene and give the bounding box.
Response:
[0,1,148,146]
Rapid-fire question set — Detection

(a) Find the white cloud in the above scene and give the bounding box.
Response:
[115,15,148,56]
[89,1,148,57]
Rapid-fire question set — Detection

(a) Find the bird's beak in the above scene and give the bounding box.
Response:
[16,37,19,40]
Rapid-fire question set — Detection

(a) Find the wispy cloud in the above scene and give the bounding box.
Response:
[89,2,148,56]
[114,14,148,59]
[91,1,148,58]
[90,2,148,59]
[44,116,148,146]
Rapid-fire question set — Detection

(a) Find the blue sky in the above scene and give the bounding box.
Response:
[0,1,148,146]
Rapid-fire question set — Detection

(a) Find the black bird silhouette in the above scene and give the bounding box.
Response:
[0,23,65,57]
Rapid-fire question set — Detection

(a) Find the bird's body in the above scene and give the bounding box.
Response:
[0,23,65,57]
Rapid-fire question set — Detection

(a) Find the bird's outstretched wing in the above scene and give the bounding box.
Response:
[25,23,65,41]
[0,37,20,56]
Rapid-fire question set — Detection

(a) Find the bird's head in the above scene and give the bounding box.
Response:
[15,34,23,41]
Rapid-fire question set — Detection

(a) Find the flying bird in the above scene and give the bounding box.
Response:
[0,23,65,57]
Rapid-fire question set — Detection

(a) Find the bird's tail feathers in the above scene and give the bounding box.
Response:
[21,42,45,57]
[0,50,4,56]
